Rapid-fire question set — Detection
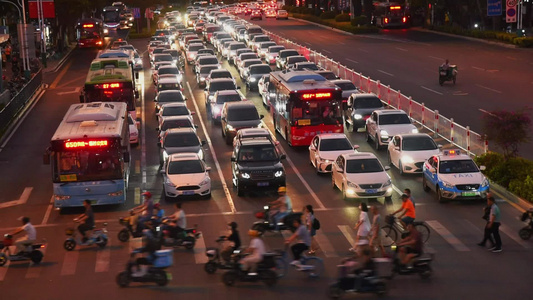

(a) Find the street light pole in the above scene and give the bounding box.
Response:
[17,0,30,79]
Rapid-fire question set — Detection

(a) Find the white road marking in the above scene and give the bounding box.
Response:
[140,71,147,188]
[60,251,79,275]
[322,49,331,54]
[26,243,47,278]
[426,220,470,252]
[338,225,357,249]
[471,66,485,71]
[499,224,531,249]
[428,55,445,61]
[339,42,346,45]
[56,87,81,96]
[305,42,312,46]
[0,187,33,209]
[186,81,236,213]
[194,235,208,264]
[95,238,111,272]
[0,261,10,281]
[395,47,408,52]
[41,196,54,225]
[378,70,394,77]
[420,86,443,95]
[358,48,369,53]
[346,58,359,64]
[475,84,502,94]
[134,187,141,205]
[313,230,338,257]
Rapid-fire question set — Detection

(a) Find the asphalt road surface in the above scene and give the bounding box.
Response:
[0,27,532,300]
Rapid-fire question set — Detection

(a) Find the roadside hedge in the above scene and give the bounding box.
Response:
[431,26,533,48]
[292,13,379,34]
[475,152,533,203]
[351,16,368,26]
[320,11,337,19]
[334,13,350,22]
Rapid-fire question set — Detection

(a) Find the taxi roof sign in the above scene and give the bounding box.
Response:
[443,149,461,156]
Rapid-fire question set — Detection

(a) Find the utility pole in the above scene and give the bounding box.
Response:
[17,0,30,79]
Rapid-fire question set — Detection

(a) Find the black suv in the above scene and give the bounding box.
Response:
[231,138,286,196]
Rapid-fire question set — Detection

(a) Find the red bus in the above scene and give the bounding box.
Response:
[76,18,104,48]
[269,71,344,146]
[372,2,410,28]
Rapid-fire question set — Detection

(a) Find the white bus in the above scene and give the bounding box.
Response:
[44,102,131,208]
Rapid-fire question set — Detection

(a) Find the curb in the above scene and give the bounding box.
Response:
[288,17,355,36]
[411,28,519,49]
[490,181,533,212]
[45,44,76,74]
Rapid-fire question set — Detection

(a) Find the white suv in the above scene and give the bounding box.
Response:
[366,109,418,150]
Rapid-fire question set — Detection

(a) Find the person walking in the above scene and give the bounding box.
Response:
[369,205,386,257]
[350,202,371,252]
[477,194,495,249]
[5,44,11,62]
[486,196,502,252]
[304,205,318,255]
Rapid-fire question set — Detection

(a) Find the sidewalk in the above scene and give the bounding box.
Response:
[43,42,77,73]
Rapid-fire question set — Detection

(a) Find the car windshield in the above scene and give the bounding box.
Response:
[209,81,235,92]
[346,158,384,173]
[162,106,189,116]
[402,136,437,151]
[240,54,257,61]
[281,50,299,58]
[249,65,271,75]
[211,71,232,79]
[158,67,179,75]
[439,159,479,174]
[216,33,231,39]
[336,82,356,90]
[216,93,241,104]
[199,57,219,65]
[163,50,179,57]
[161,119,193,131]
[353,97,382,109]
[188,44,203,52]
[168,160,204,174]
[319,138,352,151]
[248,28,262,34]
[155,55,173,62]
[260,43,276,49]
[164,133,200,147]
[198,49,215,55]
[158,82,181,92]
[239,145,277,161]
[230,44,246,50]
[153,48,165,54]
[289,57,307,64]
[269,47,284,53]
[379,113,411,125]
[319,72,337,80]
[243,60,262,68]
[228,106,259,121]
[158,92,184,103]
[200,65,219,74]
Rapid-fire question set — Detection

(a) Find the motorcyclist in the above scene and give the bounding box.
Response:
[166,202,186,238]
[131,229,161,277]
[285,218,311,269]
[239,229,265,276]
[339,247,375,290]
[74,200,95,243]
[221,222,241,263]
[397,223,423,267]
[441,59,450,71]
[153,203,165,225]
[132,192,154,232]
[10,217,36,255]
[269,186,292,230]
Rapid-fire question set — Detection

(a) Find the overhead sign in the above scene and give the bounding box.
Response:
[29,0,56,19]
[132,7,140,19]
[487,0,502,16]
[506,0,517,23]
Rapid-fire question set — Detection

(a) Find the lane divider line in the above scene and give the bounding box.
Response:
[426,220,470,252]
[60,251,79,276]
[41,195,54,225]
[500,224,531,249]
[49,60,74,89]
[140,70,147,190]
[194,235,208,264]
[314,230,339,258]
[338,225,357,249]
[95,238,111,272]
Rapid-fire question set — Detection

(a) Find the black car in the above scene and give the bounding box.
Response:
[221,101,263,144]
[344,93,385,130]
[231,138,286,196]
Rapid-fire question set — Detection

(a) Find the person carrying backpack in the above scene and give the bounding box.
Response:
[304,204,320,255]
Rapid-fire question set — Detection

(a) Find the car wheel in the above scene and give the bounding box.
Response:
[374,135,380,150]
[236,182,244,197]
[422,176,430,192]
[331,175,336,189]
[342,184,348,200]
[366,131,372,142]
[437,186,448,203]
[315,160,320,175]
[387,151,393,166]
[399,161,404,175]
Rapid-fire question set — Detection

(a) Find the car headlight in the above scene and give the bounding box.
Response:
[380,130,389,137]
[103,29,108,34]
[383,179,392,187]
[353,114,363,120]
[164,177,176,187]
[209,95,214,100]
[481,178,489,187]
[218,65,222,69]
[268,55,274,60]
[199,177,210,186]
[54,194,71,200]
[401,155,414,164]
[441,181,454,189]
[347,181,359,188]
[200,76,205,81]
[241,172,250,179]
[249,77,257,82]
[318,157,330,163]
[131,131,138,136]
[274,170,283,177]
[411,128,419,133]
[256,123,262,128]
[227,124,235,131]
[197,150,204,160]
[163,151,169,161]
[213,106,221,114]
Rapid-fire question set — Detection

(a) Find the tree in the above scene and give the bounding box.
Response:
[351,0,362,16]
[481,108,532,159]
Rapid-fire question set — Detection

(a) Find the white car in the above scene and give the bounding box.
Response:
[128,114,139,145]
[265,45,285,64]
[332,153,393,200]
[387,133,441,175]
[163,153,211,199]
[158,115,197,140]
[209,90,245,121]
[309,133,358,173]
[366,109,418,150]
[157,102,194,128]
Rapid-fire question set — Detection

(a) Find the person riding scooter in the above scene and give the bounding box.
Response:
[74,200,94,243]
[397,223,423,267]
[165,202,187,238]
[269,186,292,230]
[131,192,154,232]
[9,217,36,255]
[132,229,161,277]
[220,222,241,263]
[239,229,265,276]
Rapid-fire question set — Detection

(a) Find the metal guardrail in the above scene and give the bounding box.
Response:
[264,31,489,156]
[0,70,43,136]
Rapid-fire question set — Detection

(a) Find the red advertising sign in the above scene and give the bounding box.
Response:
[29,0,56,19]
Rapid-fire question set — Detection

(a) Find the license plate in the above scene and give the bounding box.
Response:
[366,189,378,194]
[462,191,478,197]
[166,272,173,280]
[90,200,98,205]
[182,191,195,195]
[440,71,447,75]
[257,182,269,187]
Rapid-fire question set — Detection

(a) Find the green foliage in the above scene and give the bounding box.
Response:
[351,15,368,26]
[291,13,379,34]
[335,13,351,22]
[513,37,533,48]
[481,109,532,159]
[431,26,533,48]
[320,11,337,19]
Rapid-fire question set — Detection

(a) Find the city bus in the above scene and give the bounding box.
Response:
[80,58,139,119]
[75,18,104,48]
[102,6,121,34]
[44,102,130,208]
[268,70,344,146]
[372,2,410,28]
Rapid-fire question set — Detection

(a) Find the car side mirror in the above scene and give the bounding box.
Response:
[135,90,139,99]
[206,167,212,172]
[204,88,208,91]
[280,154,286,160]
[221,117,226,122]
[154,99,157,102]
[201,140,207,146]
[231,157,236,162]
[384,166,390,171]
[135,72,139,80]
[157,142,162,148]
[123,152,130,163]
[353,145,359,150]
[438,144,443,149]
[479,165,486,171]
[191,111,196,115]
[195,124,199,128]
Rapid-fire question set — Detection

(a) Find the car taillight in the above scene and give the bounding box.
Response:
[402,17,407,23]
[384,18,389,24]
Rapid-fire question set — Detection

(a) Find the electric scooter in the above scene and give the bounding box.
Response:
[0,234,46,266]
[64,223,108,251]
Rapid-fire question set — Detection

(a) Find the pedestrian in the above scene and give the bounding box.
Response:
[404,188,415,207]
[369,205,386,257]
[350,202,371,252]
[486,196,502,252]
[477,193,495,249]
[5,44,11,62]
[1,50,6,64]
[304,204,317,255]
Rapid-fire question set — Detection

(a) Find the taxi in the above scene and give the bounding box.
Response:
[422,149,490,203]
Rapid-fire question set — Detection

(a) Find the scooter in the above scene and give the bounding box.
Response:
[519,209,533,240]
[117,213,159,242]
[116,248,173,287]
[156,221,201,250]
[221,250,278,287]
[390,245,433,279]
[64,223,108,251]
[327,265,387,299]
[0,234,46,266]
[252,205,302,235]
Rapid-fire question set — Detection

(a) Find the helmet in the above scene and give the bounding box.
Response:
[154,203,161,209]
[142,191,152,198]
[248,229,260,237]
[277,186,286,193]
[228,222,238,229]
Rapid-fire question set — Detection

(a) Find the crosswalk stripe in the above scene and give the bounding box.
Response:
[426,220,470,252]
[499,224,531,249]
[26,244,47,279]
[0,260,10,281]
[95,239,111,272]
[194,235,208,264]
[313,230,338,257]
[60,251,79,276]
[338,225,356,249]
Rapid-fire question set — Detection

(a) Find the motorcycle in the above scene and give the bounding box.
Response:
[204,236,288,278]
[519,209,533,240]
[438,65,458,86]
[0,234,46,266]
[116,248,173,287]
[390,245,433,279]
[156,220,201,249]
[252,205,302,235]
[117,213,160,242]
[221,250,278,287]
[327,265,387,299]
[63,223,108,251]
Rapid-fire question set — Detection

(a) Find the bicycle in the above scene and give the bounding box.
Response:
[281,244,324,278]
[381,215,430,247]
